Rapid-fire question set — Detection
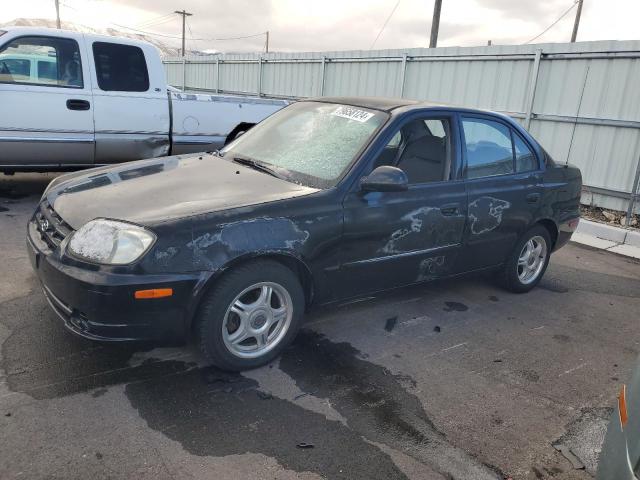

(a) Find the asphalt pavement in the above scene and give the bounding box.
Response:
[1,173,639,480]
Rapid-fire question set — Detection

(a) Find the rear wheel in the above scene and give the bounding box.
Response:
[196,260,304,371]
[498,225,551,293]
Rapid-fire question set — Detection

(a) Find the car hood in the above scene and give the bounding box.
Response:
[46,154,319,229]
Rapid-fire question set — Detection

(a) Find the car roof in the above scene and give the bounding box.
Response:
[305,96,504,117]
[307,96,421,112]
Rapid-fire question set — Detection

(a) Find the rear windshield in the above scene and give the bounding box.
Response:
[221,101,388,189]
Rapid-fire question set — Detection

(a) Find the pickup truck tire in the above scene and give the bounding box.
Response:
[498,225,551,293]
[196,260,305,371]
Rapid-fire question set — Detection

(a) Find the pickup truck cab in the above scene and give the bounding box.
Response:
[0,27,287,172]
[27,97,582,370]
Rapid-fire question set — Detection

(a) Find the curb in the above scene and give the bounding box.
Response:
[572,219,640,259]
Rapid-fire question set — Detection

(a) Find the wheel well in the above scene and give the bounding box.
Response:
[536,219,558,248]
[224,122,256,146]
[190,254,314,333]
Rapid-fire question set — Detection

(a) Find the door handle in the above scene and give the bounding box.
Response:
[440,203,460,216]
[526,193,541,204]
[66,99,90,111]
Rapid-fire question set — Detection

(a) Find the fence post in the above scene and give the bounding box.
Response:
[216,57,220,93]
[399,53,408,98]
[258,55,263,96]
[524,48,542,130]
[320,56,327,96]
[181,58,186,92]
[626,153,640,225]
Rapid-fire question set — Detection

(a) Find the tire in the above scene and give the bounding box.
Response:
[498,225,552,293]
[196,260,305,371]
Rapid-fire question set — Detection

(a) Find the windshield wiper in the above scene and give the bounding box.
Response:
[232,156,287,180]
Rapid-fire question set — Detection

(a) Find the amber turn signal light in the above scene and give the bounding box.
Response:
[619,384,628,428]
[134,288,173,299]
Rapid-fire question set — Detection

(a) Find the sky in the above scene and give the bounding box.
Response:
[1,0,639,53]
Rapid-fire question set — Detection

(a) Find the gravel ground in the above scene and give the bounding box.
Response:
[1,173,639,480]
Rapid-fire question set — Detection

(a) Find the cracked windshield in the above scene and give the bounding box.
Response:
[221,102,386,187]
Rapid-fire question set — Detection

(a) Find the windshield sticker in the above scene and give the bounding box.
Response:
[331,106,375,123]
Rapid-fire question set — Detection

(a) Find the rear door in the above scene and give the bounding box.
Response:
[339,111,467,298]
[87,38,170,163]
[0,33,94,167]
[457,114,543,271]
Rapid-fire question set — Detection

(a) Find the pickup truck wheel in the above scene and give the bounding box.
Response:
[196,260,305,371]
[498,225,551,293]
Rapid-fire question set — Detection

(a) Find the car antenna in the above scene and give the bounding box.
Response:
[565,64,590,167]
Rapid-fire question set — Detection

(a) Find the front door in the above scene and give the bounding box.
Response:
[0,33,94,167]
[339,112,467,298]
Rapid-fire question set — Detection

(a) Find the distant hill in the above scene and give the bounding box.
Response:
[0,18,211,57]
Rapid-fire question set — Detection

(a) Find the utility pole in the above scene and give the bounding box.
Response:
[54,0,61,29]
[174,9,193,56]
[571,0,583,42]
[429,0,442,48]
[265,31,269,53]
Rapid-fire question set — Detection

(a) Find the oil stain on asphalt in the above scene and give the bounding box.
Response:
[1,287,500,479]
[126,361,409,480]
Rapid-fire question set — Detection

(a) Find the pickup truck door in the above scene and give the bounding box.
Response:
[456,115,544,271]
[0,33,94,167]
[339,112,467,298]
[86,39,170,164]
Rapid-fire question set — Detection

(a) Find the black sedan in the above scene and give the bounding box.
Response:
[27,97,582,370]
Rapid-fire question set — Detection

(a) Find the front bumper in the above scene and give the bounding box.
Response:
[27,220,202,342]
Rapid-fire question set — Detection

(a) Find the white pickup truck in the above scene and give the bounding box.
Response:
[0,26,288,173]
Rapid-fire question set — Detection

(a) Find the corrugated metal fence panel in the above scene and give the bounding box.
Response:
[164,40,640,213]
[403,58,533,113]
[262,55,323,98]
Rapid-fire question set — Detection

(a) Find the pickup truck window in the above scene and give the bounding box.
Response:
[0,36,83,88]
[462,117,514,179]
[92,42,149,92]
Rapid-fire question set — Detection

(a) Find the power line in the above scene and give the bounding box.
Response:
[370,0,401,50]
[135,13,175,29]
[111,22,267,42]
[523,0,578,44]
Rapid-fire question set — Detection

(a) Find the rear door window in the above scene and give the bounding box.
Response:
[92,42,149,92]
[513,133,538,172]
[462,118,514,179]
[0,36,83,87]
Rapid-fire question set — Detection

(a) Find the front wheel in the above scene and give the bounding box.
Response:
[196,260,305,371]
[498,225,552,293]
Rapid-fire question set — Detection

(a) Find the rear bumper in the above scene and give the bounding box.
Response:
[554,217,580,251]
[27,220,203,342]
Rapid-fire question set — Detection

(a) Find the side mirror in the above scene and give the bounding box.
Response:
[360,166,409,192]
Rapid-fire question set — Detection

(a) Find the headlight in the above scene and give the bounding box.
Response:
[68,219,156,265]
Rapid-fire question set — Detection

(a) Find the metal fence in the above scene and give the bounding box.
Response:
[163,40,640,220]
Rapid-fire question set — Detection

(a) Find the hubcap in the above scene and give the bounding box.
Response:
[222,282,292,359]
[517,235,547,285]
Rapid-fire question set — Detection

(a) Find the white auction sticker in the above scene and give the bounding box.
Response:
[331,106,375,123]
